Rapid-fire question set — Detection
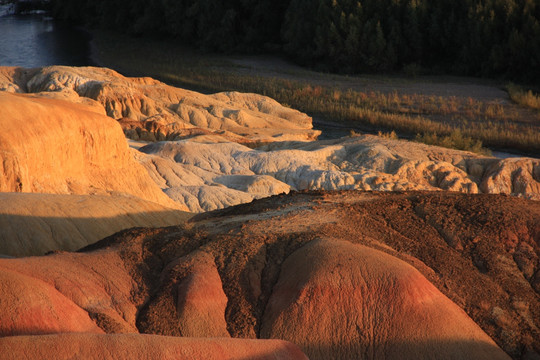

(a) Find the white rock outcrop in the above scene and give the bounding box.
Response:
[137,135,539,212]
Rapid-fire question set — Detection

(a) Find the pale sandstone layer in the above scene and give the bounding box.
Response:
[138,134,540,212]
[0,334,308,360]
[0,66,319,144]
[0,92,183,209]
[1,191,537,359]
[0,193,191,257]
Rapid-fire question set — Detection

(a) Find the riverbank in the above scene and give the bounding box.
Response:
[88,30,540,158]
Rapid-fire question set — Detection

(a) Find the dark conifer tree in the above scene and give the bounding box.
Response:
[49,0,540,82]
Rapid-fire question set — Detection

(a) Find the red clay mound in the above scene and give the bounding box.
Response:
[138,250,230,337]
[261,238,508,359]
[0,268,102,336]
[0,191,537,359]
[0,247,141,333]
[0,333,307,360]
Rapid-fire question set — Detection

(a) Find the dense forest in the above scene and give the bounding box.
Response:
[50,0,540,82]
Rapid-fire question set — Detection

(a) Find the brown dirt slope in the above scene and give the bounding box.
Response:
[0,191,538,359]
[194,191,539,358]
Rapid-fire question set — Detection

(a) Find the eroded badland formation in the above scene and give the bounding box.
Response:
[0,66,538,359]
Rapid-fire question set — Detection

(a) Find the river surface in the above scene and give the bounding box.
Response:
[0,5,93,67]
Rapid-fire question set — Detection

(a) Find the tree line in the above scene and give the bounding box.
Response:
[50,0,540,82]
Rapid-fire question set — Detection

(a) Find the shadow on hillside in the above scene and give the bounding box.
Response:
[0,209,191,257]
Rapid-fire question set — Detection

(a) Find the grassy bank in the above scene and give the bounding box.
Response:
[92,31,540,157]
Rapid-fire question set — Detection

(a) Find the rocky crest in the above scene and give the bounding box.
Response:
[138,134,540,212]
[0,66,319,144]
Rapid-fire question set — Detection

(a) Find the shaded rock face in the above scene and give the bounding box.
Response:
[1,191,537,359]
[137,134,540,212]
[0,92,182,210]
[0,66,319,144]
[0,193,191,257]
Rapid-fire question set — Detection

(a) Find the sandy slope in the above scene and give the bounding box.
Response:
[0,193,191,257]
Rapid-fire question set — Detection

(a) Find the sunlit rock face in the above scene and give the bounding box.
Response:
[0,66,319,144]
[1,191,536,359]
[0,92,182,209]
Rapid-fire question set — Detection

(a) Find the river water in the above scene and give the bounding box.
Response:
[0,4,93,67]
